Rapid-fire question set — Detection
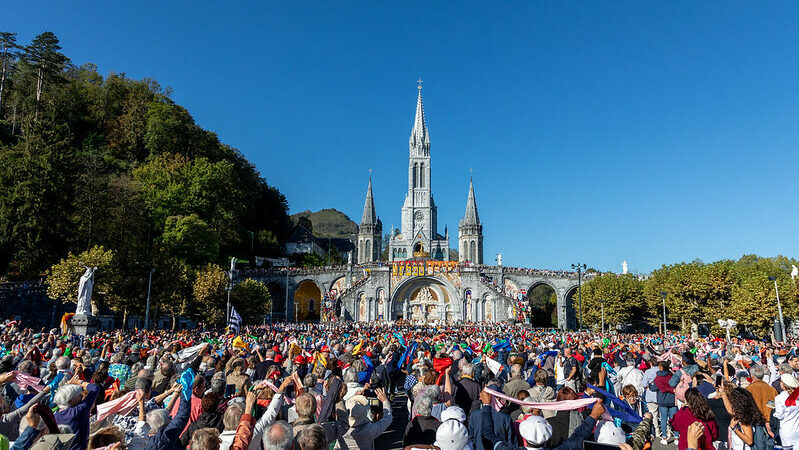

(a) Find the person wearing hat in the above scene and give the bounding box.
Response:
[340,388,392,450]
[478,389,607,450]
[773,373,799,448]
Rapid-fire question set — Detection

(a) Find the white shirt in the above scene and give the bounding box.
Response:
[773,390,799,448]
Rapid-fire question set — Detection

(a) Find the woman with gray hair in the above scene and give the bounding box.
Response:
[53,371,101,450]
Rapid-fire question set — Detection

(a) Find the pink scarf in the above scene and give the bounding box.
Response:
[12,371,45,392]
[96,391,138,422]
[483,387,598,412]
[265,382,294,405]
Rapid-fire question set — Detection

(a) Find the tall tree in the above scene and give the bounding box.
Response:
[0,31,20,110]
[24,32,69,119]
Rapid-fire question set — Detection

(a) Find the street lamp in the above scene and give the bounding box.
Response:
[660,291,668,334]
[144,268,155,330]
[768,276,787,341]
[599,299,605,334]
[571,263,587,330]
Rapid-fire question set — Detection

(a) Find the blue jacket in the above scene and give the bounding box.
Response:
[144,368,195,450]
[469,406,514,450]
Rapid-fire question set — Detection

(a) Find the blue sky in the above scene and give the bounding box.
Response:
[7,2,799,273]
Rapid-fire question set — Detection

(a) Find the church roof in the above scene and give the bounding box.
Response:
[360,176,377,225]
[409,87,430,150]
[461,178,480,225]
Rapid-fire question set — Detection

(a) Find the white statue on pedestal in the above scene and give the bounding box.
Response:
[347,251,353,265]
[622,260,628,275]
[76,267,96,316]
[497,253,503,266]
[792,265,798,280]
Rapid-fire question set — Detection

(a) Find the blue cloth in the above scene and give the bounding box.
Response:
[587,383,642,424]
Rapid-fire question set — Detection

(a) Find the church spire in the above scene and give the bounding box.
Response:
[409,80,430,155]
[462,177,480,225]
[361,176,377,225]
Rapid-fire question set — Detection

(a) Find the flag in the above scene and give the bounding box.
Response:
[229,306,243,334]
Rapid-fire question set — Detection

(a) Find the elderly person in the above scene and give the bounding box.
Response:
[54,372,101,450]
[773,374,799,449]
[503,364,531,399]
[108,352,132,384]
[403,395,441,447]
[341,388,392,450]
[180,392,224,447]
[528,368,556,419]
[152,360,175,395]
[0,372,51,440]
[219,403,244,450]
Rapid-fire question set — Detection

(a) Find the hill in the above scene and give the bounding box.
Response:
[291,209,358,238]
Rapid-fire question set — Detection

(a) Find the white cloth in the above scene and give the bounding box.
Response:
[616,366,645,396]
[728,426,751,450]
[774,391,799,448]
[174,343,206,372]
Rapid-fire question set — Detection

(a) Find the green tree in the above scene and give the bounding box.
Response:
[24,32,69,119]
[192,263,228,326]
[46,245,115,313]
[231,279,272,324]
[580,273,644,330]
[158,214,221,265]
[0,31,20,109]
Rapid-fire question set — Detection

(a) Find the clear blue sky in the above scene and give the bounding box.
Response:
[8,1,799,273]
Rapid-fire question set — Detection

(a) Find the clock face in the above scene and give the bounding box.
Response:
[414,211,423,222]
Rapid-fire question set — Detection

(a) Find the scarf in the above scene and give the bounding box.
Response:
[483,387,598,412]
[587,383,642,423]
[96,390,138,422]
[433,357,452,385]
[12,371,45,392]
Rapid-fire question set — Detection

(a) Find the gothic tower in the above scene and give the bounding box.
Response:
[357,176,382,263]
[458,178,483,264]
[389,83,450,261]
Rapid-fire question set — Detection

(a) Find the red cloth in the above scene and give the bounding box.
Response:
[654,373,675,394]
[787,388,799,407]
[433,357,452,385]
[670,407,718,450]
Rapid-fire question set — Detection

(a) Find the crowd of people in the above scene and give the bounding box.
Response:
[0,320,796,450]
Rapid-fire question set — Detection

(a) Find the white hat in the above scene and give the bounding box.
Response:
[548,342,556,349]
[346,395,370,427]
[440,405,466,424]
[434,419,472,450]
[594,420,626,445]
[518,415,553,446]
[781,373,799,389]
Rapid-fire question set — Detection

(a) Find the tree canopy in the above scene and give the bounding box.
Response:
[1,30,292,326]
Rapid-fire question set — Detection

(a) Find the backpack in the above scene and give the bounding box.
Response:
[674,370,692,402]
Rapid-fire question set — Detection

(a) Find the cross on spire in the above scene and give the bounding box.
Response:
[417,78,423,90]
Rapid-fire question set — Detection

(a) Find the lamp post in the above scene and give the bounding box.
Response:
[571,263,587,330]
[768,276,787,341]
[144,268,155,329]
[227,257,236,325]
[599,299,605,334]
[660,291,668,334]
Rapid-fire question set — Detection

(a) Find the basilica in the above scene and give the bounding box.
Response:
[355,85,484,265]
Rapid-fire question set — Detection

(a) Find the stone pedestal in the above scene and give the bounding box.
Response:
[70,314,99,336]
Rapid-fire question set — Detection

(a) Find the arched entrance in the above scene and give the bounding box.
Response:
[265,282,285,318]
[391,276,459,323]
[294,280,322,322]
[527,282,558,328]
[565,286,579,330]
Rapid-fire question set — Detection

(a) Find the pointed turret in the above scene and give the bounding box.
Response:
[361,176,377,225]
[462,178,480,225]
[357,176,382,263]
[409,85,430,155]
[458,177,483,264]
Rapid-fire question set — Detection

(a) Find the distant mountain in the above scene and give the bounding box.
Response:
[291,209,358,238]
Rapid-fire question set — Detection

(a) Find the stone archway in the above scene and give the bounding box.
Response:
[526,282,558,328]
[564,285,579,330]
[391,276,460,323]
[293,280,322,322]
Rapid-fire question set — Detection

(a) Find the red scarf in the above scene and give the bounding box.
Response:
[433,357,452,385]
[786,388,799,407]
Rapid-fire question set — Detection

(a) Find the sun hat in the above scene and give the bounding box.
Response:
[434,419,472,450]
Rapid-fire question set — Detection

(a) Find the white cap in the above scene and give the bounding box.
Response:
[440,405,467,424]
[781,373,799,389]
[594,420,626,445]
[434,419,472,450]
[518,415,553,446]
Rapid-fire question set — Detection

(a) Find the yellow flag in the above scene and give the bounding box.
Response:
[352,340,363,355]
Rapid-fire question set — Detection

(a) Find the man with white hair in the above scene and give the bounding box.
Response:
[503,364,530,398]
